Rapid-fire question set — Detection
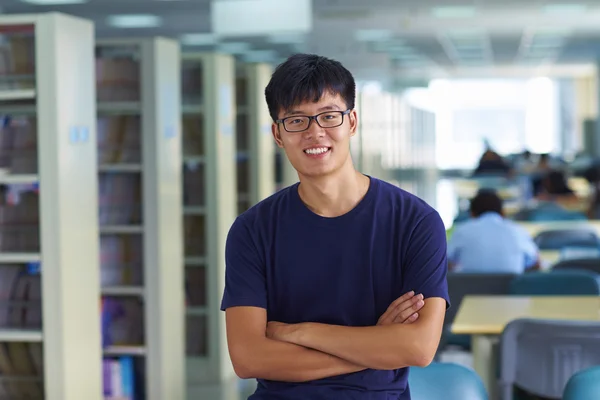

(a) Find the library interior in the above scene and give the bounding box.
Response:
[3,0,600,400]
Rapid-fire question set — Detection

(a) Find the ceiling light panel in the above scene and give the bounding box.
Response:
[22,0,86,3]
[543,3,587,15]
[431,6,477,18]
[180,33,219,46]
[107,15,161,28]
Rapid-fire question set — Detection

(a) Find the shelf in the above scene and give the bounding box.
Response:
[0,89,35,101]
[0,174,38,184]
[238,193,250,203]
[97,101,141,115]
[103,345,147,357]
[183,206,205,216]
[186,306,208,317]
[0,253,41,263]
[101,286,144,297]
[100,225,143,235]
[0,375,42,382]
[185,257,206,267]
[98,164,142,173]
[0,329,43,342]
[0,103,36,115]
[183,155,206,164]
[182,103,205,115]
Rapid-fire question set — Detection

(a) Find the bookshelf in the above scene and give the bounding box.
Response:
[96,37,184,400]
[236,63,276,211]
[180,52,237,393]
[0,13,102,400]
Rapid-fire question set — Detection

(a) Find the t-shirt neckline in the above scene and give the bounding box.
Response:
[291,175,378,226]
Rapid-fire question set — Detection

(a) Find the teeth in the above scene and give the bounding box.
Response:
[305,147,329,155]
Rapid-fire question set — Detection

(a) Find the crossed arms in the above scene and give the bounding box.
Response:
[225,292,446,382]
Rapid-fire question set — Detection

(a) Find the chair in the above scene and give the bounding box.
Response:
[552,257,600,275]
[509,270,600,296]
[534,229,599,250]
[409,362,488,400]
[443,273,517,349]
[499,319,600,400]
[563,365,600,400]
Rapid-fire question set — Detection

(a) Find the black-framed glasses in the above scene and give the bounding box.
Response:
[276,109,351,133]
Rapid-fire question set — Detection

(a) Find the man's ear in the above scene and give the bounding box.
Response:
[272,123,284,148]
[349,109,358,137]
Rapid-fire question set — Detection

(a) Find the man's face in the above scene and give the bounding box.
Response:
[271,92,358,179]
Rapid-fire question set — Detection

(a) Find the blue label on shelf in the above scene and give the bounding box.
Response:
[26,262,41,275]
[69,126,79,143]
[79,126,89,143]
[165,125,176,139]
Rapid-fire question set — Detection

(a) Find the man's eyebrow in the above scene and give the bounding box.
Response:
[282,104,341,117]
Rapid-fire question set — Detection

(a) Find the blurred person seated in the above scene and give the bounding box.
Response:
[472,149,512,177]
[514,149,536,174]
[536,170,579,206]
[447,190,540,273]
[584,163,600,219]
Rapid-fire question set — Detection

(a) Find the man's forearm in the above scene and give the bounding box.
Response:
[271,299,446,370]
[289,323,427,370]
[233,336,366,382]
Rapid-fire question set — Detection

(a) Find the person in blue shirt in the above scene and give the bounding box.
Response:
[220,53,450,399]
[448,190,540,273]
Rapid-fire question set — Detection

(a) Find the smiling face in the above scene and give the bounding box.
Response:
[272,92,358,179]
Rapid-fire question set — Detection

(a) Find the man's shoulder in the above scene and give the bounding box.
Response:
[236,184,298,230]
[373,178,439,224]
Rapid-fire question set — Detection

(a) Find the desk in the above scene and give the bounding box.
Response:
[452,296,600,399]
[518,220,600,238]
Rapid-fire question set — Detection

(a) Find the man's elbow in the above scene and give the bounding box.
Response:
[229,343,260,379]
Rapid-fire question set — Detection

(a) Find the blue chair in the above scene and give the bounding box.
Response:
[534,228,600,250]
[563,365,600,400]
[409,363,488,400]
[509,270,600,295]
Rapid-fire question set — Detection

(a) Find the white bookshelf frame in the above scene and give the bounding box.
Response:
[96,37,185,400]
[181,53,237,390]
[0,12,103,400]
[238,63,276,206]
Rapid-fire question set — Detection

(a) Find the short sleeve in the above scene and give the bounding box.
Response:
[401,211,450,309]
[220,216,267,311]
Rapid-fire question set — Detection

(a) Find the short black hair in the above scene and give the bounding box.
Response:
[470,190,503,217]
[264,53,356,122]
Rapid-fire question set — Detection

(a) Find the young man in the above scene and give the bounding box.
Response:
[447,190,540,273]
[220,54,449,399]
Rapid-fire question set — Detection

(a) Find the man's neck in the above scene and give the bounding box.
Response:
[297,164,370,218]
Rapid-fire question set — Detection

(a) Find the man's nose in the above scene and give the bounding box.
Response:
[303,118,325,139]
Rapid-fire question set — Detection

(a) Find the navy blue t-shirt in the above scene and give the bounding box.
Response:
[221,176,450,399]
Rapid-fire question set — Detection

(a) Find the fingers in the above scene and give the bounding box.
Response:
[392,294,424,323]
[377,291,415,325]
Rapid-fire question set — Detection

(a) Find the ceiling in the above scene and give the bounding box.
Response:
[2,0,600,87]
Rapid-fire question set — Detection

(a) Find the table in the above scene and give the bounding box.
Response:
[451,295,600,399]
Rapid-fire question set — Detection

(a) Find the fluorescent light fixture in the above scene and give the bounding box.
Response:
[217,42,251,54]
[212,0,312,37]
[432,6,477,18]
[107,15,161,28]
[180,33,219,46]
[354,29,393,42]
[22,0,86,3]
[242,50,277,63]
[543,3,587,14]
[267,33,306,44]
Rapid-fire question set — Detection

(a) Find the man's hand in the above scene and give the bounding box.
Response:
[377,291,424,326]
[267,291,424,342]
